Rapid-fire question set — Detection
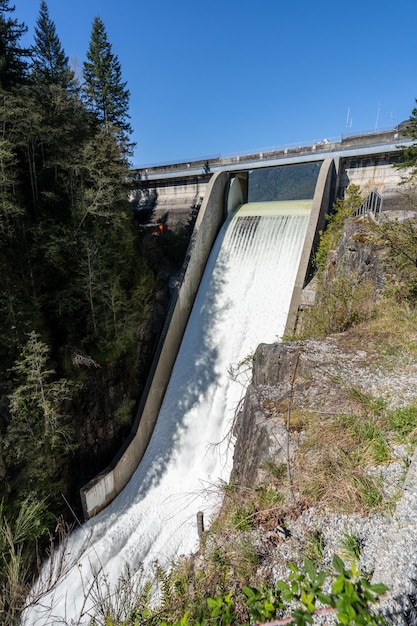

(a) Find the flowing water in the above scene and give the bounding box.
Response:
[24,200,311,625]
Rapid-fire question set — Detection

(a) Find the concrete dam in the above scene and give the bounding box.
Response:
[129,126,408,230]
[81,157,337,520]
[81,127,408,522]
[25,128,410,624]
[28,162,335,625]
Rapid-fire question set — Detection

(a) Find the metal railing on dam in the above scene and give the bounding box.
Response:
[131,126,411,183]
[353,189,383,220]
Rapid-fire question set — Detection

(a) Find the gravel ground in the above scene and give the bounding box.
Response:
[252,451,417,624]
[372,448,417,624]
[249,337,417,624]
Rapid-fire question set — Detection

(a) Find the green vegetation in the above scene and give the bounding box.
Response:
[0,497,50,625]
[83,15,132,152]
[396,101,417,176]
[88,556,387,626]
[295,184,378,339]
[368,214,417,303]
[314,184,363,271]
[31,1,76,90]
[293,408,396,515]
[340,532,363,564]
[2,3,417,622]
[0,4,190,623]
[386,405,417,444]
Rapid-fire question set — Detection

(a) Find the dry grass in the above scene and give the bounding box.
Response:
[346,298,417,359]
[292,410,392,514]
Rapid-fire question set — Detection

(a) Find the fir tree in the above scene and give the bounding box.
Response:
[0,0,29,88]
[31,0,76,90]
[83,16,132,150]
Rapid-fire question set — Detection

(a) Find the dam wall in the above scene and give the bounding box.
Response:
[129,129,408,230]
[133,127,405,181]
[338,152,408,211]
[129,175,210,229]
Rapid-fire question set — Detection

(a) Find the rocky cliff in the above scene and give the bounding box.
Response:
[227,209,417,621]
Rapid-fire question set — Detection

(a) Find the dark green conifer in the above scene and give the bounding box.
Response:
[83,16,132,151]
[0,0,29,88]
[31,0,76,90]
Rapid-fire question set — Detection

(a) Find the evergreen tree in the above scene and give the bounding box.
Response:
[31,0,76,90]
[398,102,417,178]
[0,0,29,88]
[3,331,75,503]
[83,16,132,150]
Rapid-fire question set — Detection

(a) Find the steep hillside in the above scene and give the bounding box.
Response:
[219,198,417,622]
[125,185,417,625]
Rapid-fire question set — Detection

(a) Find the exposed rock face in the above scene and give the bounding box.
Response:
[231,384,287,489]
[231,329,417,491]
[231,343,301,488]
[252,342,302,387]
[230,213,417,493]
[231,338,375,491]
[332,217,382,284]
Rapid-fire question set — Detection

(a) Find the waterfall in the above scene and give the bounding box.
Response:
[24,200,311,625]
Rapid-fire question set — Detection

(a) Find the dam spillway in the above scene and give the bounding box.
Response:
[25,199,312,625]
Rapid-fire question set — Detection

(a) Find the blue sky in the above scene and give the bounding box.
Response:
[13,0,417,167]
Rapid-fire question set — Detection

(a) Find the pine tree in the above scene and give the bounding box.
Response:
[31,0,76,90]
[83,16,132,150]
[0,0,29,88]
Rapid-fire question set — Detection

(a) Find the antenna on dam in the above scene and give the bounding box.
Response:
[346,107,352,128]
[375,100,382,131]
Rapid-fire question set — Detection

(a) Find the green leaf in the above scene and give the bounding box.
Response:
[242,585,256,598]
[317,592,333,606]
[301,590,316,612]
[332,576,345,594]
[304,558,316,581]
[332,554,346,575]
[224,590,233,606]
[291,580,300,594]
[292,608,314,624]
[338,612,350,624]
[370,582,389,595]
[282,591,294,602]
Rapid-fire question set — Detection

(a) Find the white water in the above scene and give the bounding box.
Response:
[24,200,311,625]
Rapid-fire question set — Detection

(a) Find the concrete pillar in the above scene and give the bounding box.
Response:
[284,158,337,335]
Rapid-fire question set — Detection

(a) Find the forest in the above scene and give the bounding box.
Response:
[0,3,193,617]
